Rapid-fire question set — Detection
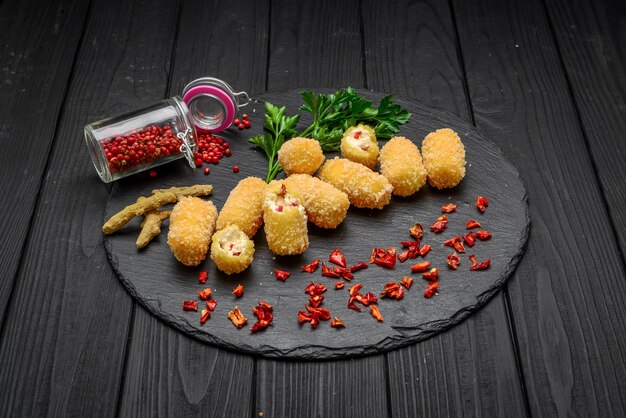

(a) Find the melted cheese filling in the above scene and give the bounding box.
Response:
[266,193,300,213]
[347,130,372,151]
[219,228,246,256]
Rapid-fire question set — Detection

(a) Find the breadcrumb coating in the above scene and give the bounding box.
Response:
[263,181,309,255]
[340,124,379,169]
[277,137,325,175]
[283,174,350,228]
[210,225,255,274]
[317,157,392,209]
[422,128,466,189]
[216,177,267,238]
[379,136,427,196]
[167,196,217,266]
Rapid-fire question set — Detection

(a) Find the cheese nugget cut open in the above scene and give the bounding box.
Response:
[216,177,267,238]
[210,225,255,275]
[340,124,379,169]
[283,174,350,229]
[422,128,466,189]
[167,196,217,266]
[263,181,308,255]
[379,136,427,196]
[277,137,325,176]
[317,157,392,209]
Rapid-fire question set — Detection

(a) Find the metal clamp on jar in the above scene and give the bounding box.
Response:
[84,77,250,183]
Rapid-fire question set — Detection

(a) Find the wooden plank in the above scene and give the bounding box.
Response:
[0,0,180,416]
[543,0,626,255]
[452,0,626,415]
[255,1,390,417]
[0,0,90,325]
[117,0,268,416]
[362,1,528,416]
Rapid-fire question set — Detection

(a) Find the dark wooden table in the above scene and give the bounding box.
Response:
[1,0,624,416]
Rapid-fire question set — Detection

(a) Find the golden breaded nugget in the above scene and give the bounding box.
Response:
[379,136,427,196]
[167,197,217,266]
[263,181,308,255]
[317,157,392,209]
[216,177,267,238]
[277,137,325,175]
[422,128,466,189]
[340,124,379,169]
[283,174,350,228]
[210,225,255,274]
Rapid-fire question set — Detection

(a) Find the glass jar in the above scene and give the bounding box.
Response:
[85,78,250,183]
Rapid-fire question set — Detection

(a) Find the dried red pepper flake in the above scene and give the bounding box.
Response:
[301,258,320,273]
[419,244,432,257]
[200,309,210,324]
[198,271,208,284]
[475,230,492,241]
[321,262,341,278]
[353,293,371,306]
[469,254,478,268]
[463,232,476,247]
[298,310,321,328]
[453,241,466,254]
[305,305,331,321]
[424,281,439,298]
[411,261,431,272]
[206,299,217,311]
[250,301,274,333]
[371,248,397,269]
[332,266,354,280]
[397,250,410,263]
[365,292,378,304]
[274,269,291,281]
[401,276,414,290]
[409,223,424,240]
[228,306,248,328]
[330,317,345,328]
[347,297,362,312]
[328,248,347,267]
[443,236,461,247]
[447,253,460,270]
[466,220,481,229]
[400,240,420,248]
[349,262,368,272]
[232,284,244,297]
[334,281,345,289]
[441,203,457,213]
[370,305,384,322]
[422,268,440,281]
[380,282,404,300]
[309,294,324,308]
[349,283,364,296]
[197,287,212,300]
[468,255,491,271]
[183,300,198,311]
[430,215,448,233]
[476,196,489,213]
[305,281,327,296]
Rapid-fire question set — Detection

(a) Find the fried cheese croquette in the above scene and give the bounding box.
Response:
[263,181,308,255]
[167,196,217,266]
[283,174,350,229]
[277,137,325,175]
[210,225,255,274]
[379,136,427,196]
[317,157,393,209]
[216,177,267,238]
[422,128,466,189]
[340,124,379,169]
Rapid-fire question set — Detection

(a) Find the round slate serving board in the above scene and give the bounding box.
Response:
[104,90,529,360]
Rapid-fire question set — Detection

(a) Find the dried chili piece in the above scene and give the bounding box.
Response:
[309,294,324,308]
[206,299,217,311]
[321,262,341,278]
[411,261,431,272]
[409,223,424,240]
[347,297,362,312]
[334,281,345,289]
[305,281,328,296]
[228,306,247,328]
[301,258,320,273]
[441,203,457,213]
[349,262,368,272]
[365,292,378,304]
[328,248,347,267]
[250,301,274,332]
[424,281,439,298]
[468,255,491,271]
[422,268,440,281]
[476,196,489,213]
[369,248,387,263]
[430,215,448,233]
[466,220,481,229]
[305,305,331,321]
[447,253,460,270]
[349,283,363,296]
[198,271,208,284]
[332,266,353,280]
[370,305,384,322]
[401,276,414,290]
[183,300,198,311]
[274,269,291,281]
[380,282,404,300]
[298,310,321,328]
[330,317,345,328]
[354,293,371,306]
[197,287,212,301]
[453,241,466,254]
[475,230,492,241]
[232,284,244,298]
[372,248,397,269]
[200,309,210,324]
[443,236,461,247]
[463,231,476,247]
[397,249,410,263]
[419,244,432,257]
